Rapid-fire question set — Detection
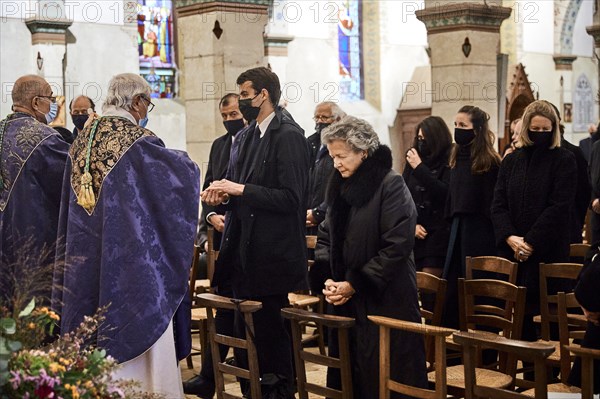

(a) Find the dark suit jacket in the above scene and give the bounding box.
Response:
[198,132,232,250]
[307,131,333,225]
[213,109,311,297]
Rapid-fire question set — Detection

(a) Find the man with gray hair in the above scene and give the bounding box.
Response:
[306,101,346,231]
[52,73,199,398]
[0,74,68,308]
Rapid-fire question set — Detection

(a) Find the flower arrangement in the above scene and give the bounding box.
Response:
[3,297,172,399]
[1,299,163,399]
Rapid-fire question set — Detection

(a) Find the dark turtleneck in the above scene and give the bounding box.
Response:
[447,144,499,219]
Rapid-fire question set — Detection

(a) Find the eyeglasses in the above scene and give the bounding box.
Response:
[140,95,155,113]
[313,115,334,122]
[37,95,57,103]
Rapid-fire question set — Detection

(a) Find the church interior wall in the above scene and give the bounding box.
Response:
[0,1,188,151]
[521,0,554,54]
[572,0,594,57]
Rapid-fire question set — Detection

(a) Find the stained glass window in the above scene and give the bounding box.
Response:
[338,0,363,101]
[138,0,176,98]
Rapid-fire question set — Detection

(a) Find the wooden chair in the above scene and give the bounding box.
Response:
[186,244,207,369]
[369,316,455,399]
[565,345,600,399]
[416,271,447,368]
[522,292,586,396]
[557,292,587,382]
[282,308,354,399]
[465,256,518,284]
[570,243,591,263]
[429,278,526,396]
[196,293,262,399]
[538,263,583,341]
[454,331,556,399]
[287,235,326,355]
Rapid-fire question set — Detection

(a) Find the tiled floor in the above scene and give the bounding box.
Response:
[180,332,327,399]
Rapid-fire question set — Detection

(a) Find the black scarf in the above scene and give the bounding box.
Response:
[326,145,393,280]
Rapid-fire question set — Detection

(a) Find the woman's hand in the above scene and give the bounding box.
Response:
[506,235,534,262]
[405,148,422,169]
[323,280,355,306]
[582,307,600,326]
[415,224,427,239]
[593,199,600,214]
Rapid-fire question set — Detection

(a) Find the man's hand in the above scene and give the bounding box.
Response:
[593,198,600,214]
[415,224,427,239]
[583,307,600,326]
[201,186,229,206]
[208,214,226,233]
[306,209,317,227]
[323,279,355,306]
[209,179,245,197]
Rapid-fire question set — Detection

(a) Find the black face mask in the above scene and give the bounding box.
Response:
[454,128,476,146]
[416,139,430,158]
[223,118,245,136]
[528,130,553,148]
[315,122,331,133]
[238,94,264,122]
[72,114,88,131]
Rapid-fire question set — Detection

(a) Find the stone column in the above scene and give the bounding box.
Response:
[587,0,600,118]
[416,1,511,135]
[175,0,271,168]
[24,0,72,99]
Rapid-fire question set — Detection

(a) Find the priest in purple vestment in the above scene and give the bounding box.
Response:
[52,73,199,397]
[0,75,68,308]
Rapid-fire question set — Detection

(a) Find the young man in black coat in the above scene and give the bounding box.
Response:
[202,67,310,398]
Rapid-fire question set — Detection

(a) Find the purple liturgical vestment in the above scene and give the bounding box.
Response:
[0,113,68,303]
[52,115,199,364]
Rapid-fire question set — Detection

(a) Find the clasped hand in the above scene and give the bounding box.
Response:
[200,179,244,206]
[323,279,355,306]
[506,235,534,262]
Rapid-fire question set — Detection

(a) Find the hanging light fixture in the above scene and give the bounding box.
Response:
[36,52,44,70]
[462,37,472,58]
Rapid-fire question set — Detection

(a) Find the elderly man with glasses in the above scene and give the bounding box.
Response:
[52,73,199,398]
[0,74,69,309]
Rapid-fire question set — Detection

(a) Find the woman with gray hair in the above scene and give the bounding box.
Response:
[52,73,200,398]
[313,116,427,397]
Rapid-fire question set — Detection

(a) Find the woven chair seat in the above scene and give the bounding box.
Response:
[522,382,581,397]
[428,365,512,390]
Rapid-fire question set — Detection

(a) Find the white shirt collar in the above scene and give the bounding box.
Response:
[102,105,137,125]
[257,111,276,138]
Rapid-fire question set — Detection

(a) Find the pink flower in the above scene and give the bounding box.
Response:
[9,371,22,390]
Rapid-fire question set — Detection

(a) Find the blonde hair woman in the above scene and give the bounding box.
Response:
[491,99,577,343]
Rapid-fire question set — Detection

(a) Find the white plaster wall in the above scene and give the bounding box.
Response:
[572,0,594,57]
[0,0,188,151]
[273,0,429,145]
[0,18,36,118]
[521,0,554,54]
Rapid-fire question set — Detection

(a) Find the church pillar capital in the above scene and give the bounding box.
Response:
[586,24,600,48]
[175,0,272,17]
[416,2,512,35]
[25,18,72,45]
[553,55,578,71]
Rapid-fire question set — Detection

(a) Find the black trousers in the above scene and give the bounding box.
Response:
[233,293,294,394]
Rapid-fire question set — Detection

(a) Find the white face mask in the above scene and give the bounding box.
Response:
[45,102,58,124]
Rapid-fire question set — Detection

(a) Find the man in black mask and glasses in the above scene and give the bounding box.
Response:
[201,66,310,398]
[185,92,248,398]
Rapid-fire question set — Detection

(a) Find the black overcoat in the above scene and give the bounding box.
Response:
[403,153,451,264]
[213,109,311,297]
[491,146,577,303]
[314,145,427,398]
